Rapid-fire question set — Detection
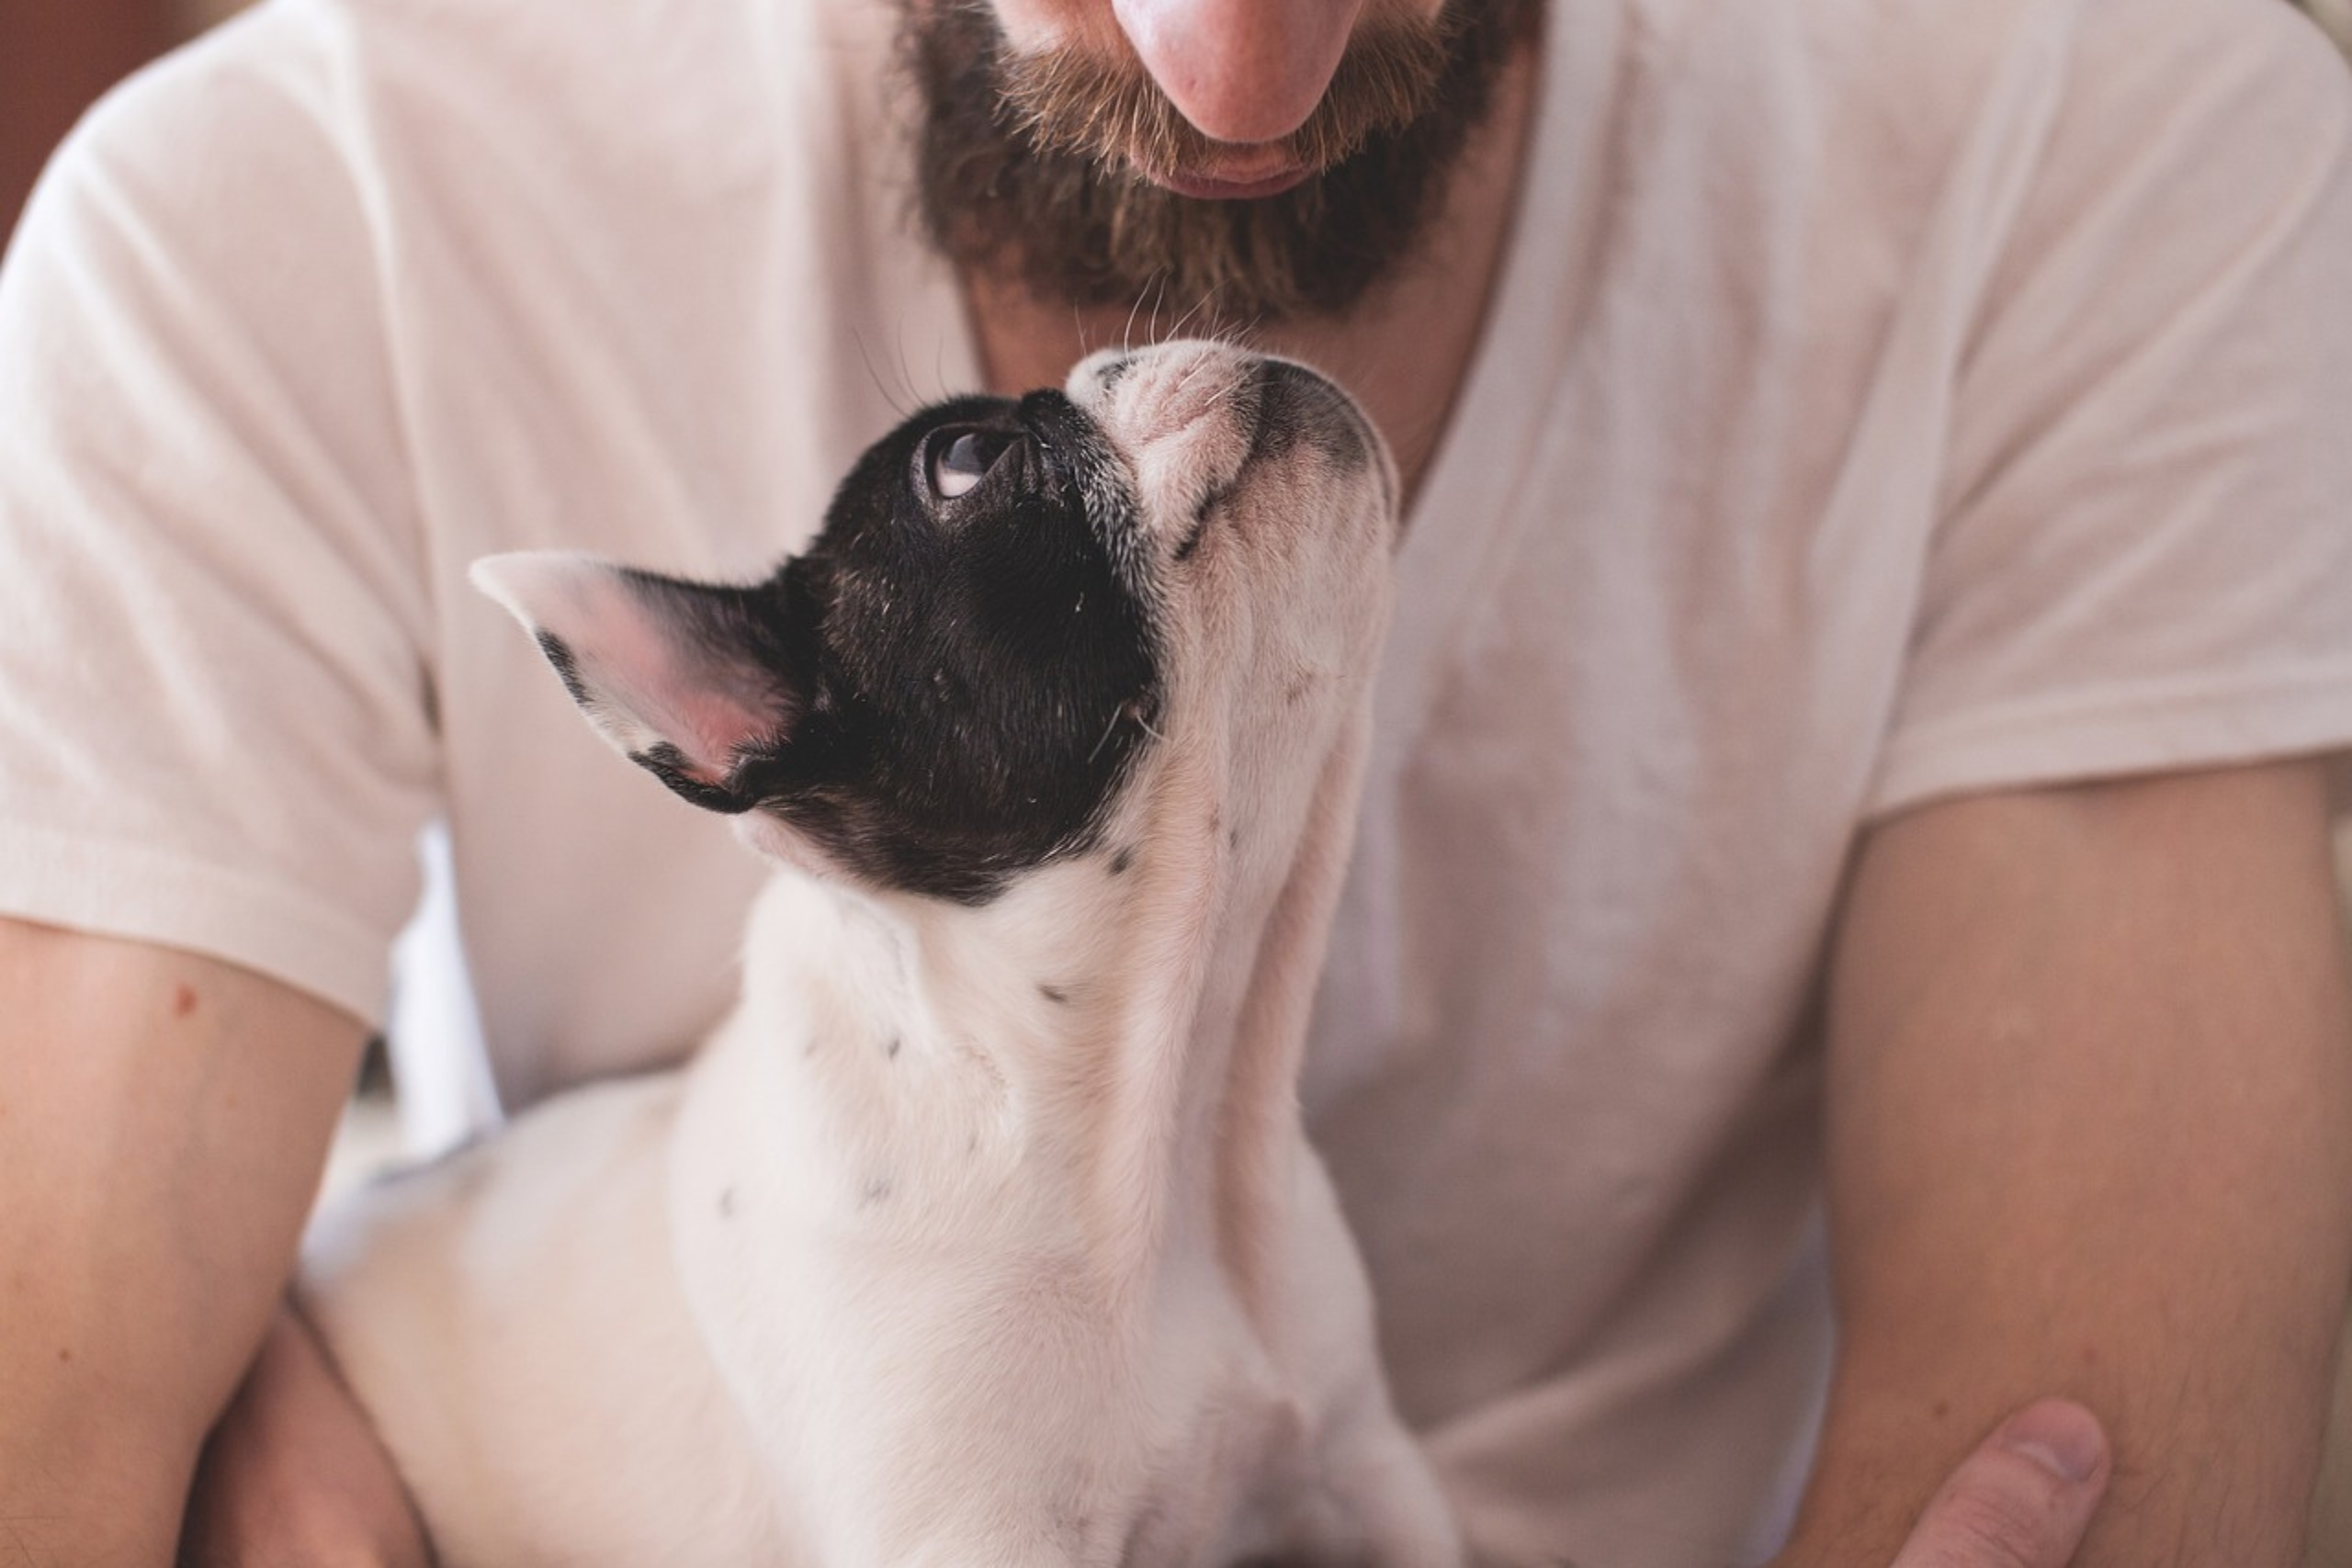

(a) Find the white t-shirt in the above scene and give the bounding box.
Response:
[4,0,2349,1561]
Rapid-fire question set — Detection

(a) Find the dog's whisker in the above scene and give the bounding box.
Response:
[1148,272,1175,347]
[1125,700,1166,743]
[853,329,912,420]
[1170,283,1221,344]
[1120,285,1151,355]
[1087,708,1124,763]
[894,323,920,412]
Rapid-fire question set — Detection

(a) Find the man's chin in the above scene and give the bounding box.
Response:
[1148,164,1317,202]
[903,0,1538,324]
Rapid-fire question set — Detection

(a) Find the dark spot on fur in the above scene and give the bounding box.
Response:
[631,741,750,814]
[887,1036,902,1060]
[1228,828,1241,851]
[718,1187,738,1220]
[534,629,593,708]
[1110,846,1135,876]
[1039,984,1069,1005]
[625,742,752,818]
[1265,359,1375,474]
[863,1176,895,1206]
[1174,488,1227,561]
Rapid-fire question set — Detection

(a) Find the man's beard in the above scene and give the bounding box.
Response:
[903,1,1539,327]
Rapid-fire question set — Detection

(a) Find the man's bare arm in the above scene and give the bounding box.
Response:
[1773,759,2352,1565]
[0,917,365,1562]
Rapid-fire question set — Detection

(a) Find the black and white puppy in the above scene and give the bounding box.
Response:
[300,340,1463,1568]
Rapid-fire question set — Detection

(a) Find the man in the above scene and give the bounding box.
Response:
[3,0,2347,1562]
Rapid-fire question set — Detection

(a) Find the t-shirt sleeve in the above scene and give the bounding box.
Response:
[0,11,439,1024]
[1867,0,2352,818]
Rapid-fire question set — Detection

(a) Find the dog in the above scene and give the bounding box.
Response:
[298,340,1464,1567]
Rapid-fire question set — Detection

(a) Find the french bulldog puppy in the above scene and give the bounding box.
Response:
[300,340,1463,1568]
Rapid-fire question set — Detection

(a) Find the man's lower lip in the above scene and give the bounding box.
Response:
[1154,166,1314,201]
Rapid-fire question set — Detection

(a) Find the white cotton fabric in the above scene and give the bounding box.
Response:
[3,0,2350,1561]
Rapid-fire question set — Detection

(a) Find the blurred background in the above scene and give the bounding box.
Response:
[6,0,2350,239]
[1,0,232,235]
[4,0,2352,1561]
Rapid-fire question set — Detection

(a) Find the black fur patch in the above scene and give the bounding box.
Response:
[632,742,757,815]
[1250,360,1372,475]
[535,629,593,707]
[628,390,1162,904]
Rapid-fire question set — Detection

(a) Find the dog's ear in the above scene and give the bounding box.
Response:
[470,551,804,814]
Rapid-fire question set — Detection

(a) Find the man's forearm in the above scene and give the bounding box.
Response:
[1792,762,2352,1565]
[0,919,366,1563]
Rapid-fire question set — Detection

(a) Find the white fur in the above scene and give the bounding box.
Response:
[300,342,1461,1567]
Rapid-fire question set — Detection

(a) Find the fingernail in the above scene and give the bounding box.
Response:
[1999,1400,2105,1484]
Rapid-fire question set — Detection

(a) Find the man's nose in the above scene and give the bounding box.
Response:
[1110,0,1370,143]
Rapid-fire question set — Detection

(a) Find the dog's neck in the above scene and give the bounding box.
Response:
[729,689,1372,1321]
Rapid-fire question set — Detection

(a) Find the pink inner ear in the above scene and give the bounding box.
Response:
[473,552,786,784]
[577,608,779,783]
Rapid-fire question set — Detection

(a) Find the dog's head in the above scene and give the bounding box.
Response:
[475,340,1397,902]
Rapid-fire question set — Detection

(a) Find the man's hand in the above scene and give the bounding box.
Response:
[180,1305,432,1568]
[1886,1400,2109,1568]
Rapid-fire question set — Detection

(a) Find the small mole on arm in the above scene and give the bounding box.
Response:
[173,985,198,1019]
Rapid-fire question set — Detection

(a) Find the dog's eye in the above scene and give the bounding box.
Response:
[926,428,1015,501]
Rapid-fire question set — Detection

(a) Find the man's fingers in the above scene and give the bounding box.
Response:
[1890,1400,2110,1568]
[180,1306,433,1568]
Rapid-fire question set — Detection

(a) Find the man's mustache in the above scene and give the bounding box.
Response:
[992,2,1453,184]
